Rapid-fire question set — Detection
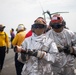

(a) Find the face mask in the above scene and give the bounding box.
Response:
[51,23,63,29]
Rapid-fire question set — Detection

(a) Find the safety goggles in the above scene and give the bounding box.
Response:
[51,23,64,29]
[32,24,47,29]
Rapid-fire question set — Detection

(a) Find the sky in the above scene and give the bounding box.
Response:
[0,0,76,36]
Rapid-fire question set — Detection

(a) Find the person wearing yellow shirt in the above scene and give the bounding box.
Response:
[12,24,26,75]
[0,24,10,73]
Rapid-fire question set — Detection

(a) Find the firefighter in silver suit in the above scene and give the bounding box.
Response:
[46,14,76,75]
[15,17,58,75]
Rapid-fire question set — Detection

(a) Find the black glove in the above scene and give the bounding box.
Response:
[26,50,37,57]
[63,46,70,54]
[63,46,76,57]
[6,47,9,53]
[21,53,28,61]
[57,47,63,52]
[20,50,37,61]
[20,50,37,62]
[19,49,37,57]
[14,45,38,56]
[71,53,76,57]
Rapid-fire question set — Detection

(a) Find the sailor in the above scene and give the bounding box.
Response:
[0,24,9,73]
[12,24,26,75]
[10,28,15,48]
[46,14,76,75]
[14,17,58,75]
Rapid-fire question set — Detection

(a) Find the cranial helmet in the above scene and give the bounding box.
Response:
[34,17,46,25]
[50,14,66,29]
[17,24,26,32]
[51,14,66,25]
[32,17,47,29]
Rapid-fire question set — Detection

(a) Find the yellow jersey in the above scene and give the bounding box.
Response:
[12,31,26,46]
[0,31,10,47]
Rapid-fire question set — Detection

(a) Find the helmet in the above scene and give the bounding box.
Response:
[0,24,5,29]
[0,24,5,31]
[50,15,66,29]
[17,24,26,32]
[34,17,46,25]
[32,17,47,29]
[51,14,64,24]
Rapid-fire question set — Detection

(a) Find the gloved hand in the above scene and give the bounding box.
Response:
[6,47,9,53]
[14,46,46,59]
[27,50,37,56]
[63,45,76,57]
[63,45,75,55]
[63,46,70,54]
[57,47,64,52]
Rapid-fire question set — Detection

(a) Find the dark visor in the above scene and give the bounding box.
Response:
[32,24,46,29]
[51,23,64,29]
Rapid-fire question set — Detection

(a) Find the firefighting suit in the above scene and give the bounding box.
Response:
[46,28,76,75]
[18,33,58,75]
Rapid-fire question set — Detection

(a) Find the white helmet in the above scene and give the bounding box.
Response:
[17,24,26,32]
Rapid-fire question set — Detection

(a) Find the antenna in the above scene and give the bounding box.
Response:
[39,1,46,21]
